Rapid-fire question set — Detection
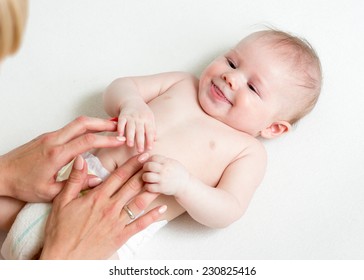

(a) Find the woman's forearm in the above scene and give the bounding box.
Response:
[0,155,13,197]
[0,196,25,231]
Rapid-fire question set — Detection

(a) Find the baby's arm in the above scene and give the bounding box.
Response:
[142,142,267,228]
[103,72,193,152]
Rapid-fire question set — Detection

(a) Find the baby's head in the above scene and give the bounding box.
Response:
[251,30,322,125]
[198,29,322,138]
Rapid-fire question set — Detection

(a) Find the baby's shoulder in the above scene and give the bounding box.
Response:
[236,134,267,162]
[163,71,198,86]
[168,71,198,81]
[165,72,199,96]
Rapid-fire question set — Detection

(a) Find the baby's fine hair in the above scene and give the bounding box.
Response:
[255,28,322,125]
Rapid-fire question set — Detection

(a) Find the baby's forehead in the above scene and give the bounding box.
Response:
[236,31,273,46]
[234,32,290,54]
[231,33,296,76]
[235,32,320,85]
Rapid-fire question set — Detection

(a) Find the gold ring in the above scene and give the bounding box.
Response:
[123,205,135,220]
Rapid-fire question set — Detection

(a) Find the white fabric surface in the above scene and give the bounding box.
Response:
[0,0,363,259]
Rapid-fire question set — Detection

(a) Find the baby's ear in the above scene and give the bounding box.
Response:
[260,121,291,139]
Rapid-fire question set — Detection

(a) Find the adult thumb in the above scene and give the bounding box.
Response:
[54,155,88,208]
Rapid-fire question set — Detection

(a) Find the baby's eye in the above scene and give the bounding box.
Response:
[227,58,237,69]
[248,83,257,93]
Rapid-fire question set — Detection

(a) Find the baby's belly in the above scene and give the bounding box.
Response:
[94,129,238,222]
[153,131,234,186]
[96,137,230,187]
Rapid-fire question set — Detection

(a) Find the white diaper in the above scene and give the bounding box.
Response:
[1,152,167,260]
[117,219,167,260]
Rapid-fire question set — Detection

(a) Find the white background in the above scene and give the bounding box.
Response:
[1,0,363,259]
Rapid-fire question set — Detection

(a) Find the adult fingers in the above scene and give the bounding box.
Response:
[120,191,159,221]
[121,204,167,245]
[58,133,126,165]
[49,174,101,199]
[99,153,150,198]
[55,116,118,144]
[53,155,88,209]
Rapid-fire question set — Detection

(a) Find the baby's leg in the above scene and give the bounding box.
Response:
[147,194,186,222]
[0,197,25,231]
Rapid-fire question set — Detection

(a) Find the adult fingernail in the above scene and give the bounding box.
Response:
[88,177,103,187]
[158,205,167,214]
[74,155,84,170]
[116,136,126,142]
[138,153,149,163]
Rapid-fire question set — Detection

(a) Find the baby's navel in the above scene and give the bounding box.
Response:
[209,140,216,150]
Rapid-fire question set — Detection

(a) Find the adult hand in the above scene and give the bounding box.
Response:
[0,116,125,202]
[40,153,164,260]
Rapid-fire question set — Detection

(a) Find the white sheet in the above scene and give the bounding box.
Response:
[0,0,363,259]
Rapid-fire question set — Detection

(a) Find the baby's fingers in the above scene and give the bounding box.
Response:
[117,117,127,137]
[135,122,145,153]
[145,122,156,151]
[144,183,161,193]
[125,120,136,147]
[143,161,162,173]
[142,172,161,183]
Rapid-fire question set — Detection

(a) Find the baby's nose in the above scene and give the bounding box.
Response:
[222,73,237,90]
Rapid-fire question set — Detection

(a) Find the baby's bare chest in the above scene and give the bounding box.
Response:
[146,92,244,186]
[99,85,247,187]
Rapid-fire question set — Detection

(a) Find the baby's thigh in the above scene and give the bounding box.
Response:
[146,195,185,222]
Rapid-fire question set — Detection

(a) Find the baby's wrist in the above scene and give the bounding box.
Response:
[175,174,192,199]
[123,96,146,109]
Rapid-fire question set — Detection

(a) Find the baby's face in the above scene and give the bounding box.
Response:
[198,33,297,137]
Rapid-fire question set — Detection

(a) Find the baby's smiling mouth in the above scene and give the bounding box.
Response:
[211,82,233,105]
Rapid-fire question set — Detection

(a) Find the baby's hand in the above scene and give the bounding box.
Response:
[142,155,190,197]
[118,100,156,152]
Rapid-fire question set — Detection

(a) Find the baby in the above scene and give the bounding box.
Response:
[1,29,322,259]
